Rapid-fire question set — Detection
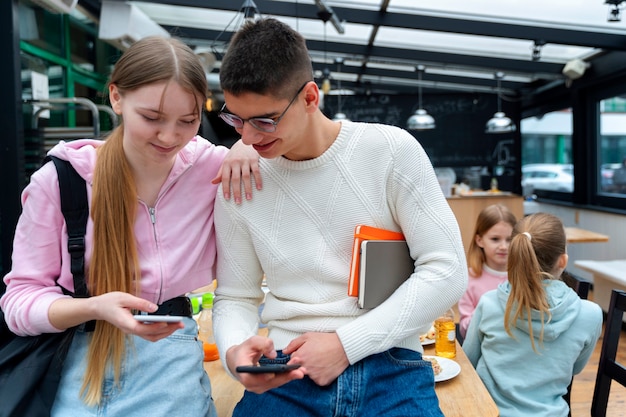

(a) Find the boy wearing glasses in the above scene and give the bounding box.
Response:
[213,18,467,417]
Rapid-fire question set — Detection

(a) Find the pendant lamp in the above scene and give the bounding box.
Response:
[318,12,332,95]
[407,65,435,130]
[485,72,516,134]
[332,57,350,122]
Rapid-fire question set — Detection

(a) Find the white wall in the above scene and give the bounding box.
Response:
[525,201,626,282]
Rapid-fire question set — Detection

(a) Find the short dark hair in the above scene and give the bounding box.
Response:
[219,18,313,99]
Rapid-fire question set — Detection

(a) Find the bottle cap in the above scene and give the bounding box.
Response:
[190,296,200,315]
[201,292,214,309]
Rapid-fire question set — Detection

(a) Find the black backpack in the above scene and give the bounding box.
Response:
[0,156,91,417]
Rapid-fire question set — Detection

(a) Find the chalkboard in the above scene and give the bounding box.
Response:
[322,93,519,169]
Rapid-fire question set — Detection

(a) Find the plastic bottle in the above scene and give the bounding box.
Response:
[490,177,499,192]
[435,308,456,359]
[198,293,219,362]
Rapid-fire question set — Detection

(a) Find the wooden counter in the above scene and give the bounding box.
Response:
[204,339,499,417]
[446,193,524,252]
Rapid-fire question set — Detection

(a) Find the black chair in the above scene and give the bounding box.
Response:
[561,271,592,416]
[563,270,591,300]
[591,289,626,417]
[455,322,464,345]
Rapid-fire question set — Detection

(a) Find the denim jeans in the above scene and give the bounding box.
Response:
[233,348,443,417]
[51,317,216,417]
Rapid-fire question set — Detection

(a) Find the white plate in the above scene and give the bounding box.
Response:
[424,356,461,382]
[421,338,435,346]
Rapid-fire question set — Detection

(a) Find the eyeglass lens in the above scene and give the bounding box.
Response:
[219,82,309,133]
[219,113,276,132]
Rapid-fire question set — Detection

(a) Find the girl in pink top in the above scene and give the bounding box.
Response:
[1,36,261,416]
[458,204,517,340]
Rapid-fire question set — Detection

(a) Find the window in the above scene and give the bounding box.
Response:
[598,97,626,195]
[521,108,573,198]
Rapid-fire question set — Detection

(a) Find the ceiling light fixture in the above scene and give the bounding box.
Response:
[241,0,258,21]
[485,72,516,134]
[531,40,545,62]
[332,57,350,122]
[318,14,332,95]
[314,0,345,34]
[605,0,625,22]
[407,65,435,130]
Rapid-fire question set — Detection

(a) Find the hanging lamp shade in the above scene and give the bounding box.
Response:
[486,72,516,134]
[407,109,436,130]
[332,112,349,121]
[485,112,516,133]
[407,65,435,130]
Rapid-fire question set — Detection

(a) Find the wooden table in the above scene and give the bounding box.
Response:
[204,339,499,417]
[424,342,499,417]
[564,227,609,243]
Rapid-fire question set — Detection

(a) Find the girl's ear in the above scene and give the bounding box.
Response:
[558,253,569,270]
[109,84,123,115]
[475,234,485,249]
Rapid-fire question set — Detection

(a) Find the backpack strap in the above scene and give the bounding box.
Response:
[47,156,95,332]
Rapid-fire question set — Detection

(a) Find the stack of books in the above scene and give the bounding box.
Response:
[348,225,414,309]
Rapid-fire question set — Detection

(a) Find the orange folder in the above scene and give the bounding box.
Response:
[348,225,405,297]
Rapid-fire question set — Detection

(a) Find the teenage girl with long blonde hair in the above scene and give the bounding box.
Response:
[1,36,260,416]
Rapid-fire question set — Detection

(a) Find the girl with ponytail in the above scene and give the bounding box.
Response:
[463,213,603,417]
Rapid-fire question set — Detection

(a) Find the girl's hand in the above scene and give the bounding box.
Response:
[212,140,262,204]
[92,292,183,342]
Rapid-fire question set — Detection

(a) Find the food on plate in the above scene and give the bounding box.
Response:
[424,356,442,376]
[419,324,436,342]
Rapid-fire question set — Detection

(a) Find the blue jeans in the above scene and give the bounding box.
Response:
[233,348,443,417]
[51,317,216,417]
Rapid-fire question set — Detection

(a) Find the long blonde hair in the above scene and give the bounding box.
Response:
[467,204,517,277]
[504,212,566,352]
[81,36,207,405]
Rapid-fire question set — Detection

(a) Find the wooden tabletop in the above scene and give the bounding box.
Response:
[564,227,610,243]
[424,342,499,417]
[204,339,499,417]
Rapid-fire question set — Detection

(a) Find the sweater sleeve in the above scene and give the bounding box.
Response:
[213,192,267,372]
[335,128,468,364]
[0,162,71,336]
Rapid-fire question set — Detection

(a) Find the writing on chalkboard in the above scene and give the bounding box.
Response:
[322,93,517,169]
[424,97,490,116]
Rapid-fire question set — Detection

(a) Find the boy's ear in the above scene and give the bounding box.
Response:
[303,81,320,109]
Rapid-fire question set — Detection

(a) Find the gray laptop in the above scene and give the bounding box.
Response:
[358,240,414,309]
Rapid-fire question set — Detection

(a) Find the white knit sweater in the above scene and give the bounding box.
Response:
[213,120,467,365]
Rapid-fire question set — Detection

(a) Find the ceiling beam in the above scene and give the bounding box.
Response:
[165,26,565,79]
[137,0,626,51]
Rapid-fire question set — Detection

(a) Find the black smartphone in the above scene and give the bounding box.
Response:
[235,364,301,374]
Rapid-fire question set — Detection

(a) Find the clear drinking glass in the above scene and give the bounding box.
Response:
[435,308,456,359]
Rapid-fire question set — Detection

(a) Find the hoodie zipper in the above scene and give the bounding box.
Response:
[144,164,193,304]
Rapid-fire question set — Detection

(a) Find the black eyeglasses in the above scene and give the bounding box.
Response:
[219,82,309,133]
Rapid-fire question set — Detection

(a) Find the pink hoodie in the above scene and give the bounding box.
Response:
[1,137,228,336]
[457,264,508,339]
